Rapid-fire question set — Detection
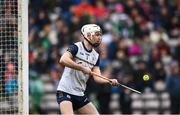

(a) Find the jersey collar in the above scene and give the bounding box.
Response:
[82,41,92,53]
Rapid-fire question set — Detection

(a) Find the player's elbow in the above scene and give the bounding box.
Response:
[59,57,65,65]
[59,52,72,65]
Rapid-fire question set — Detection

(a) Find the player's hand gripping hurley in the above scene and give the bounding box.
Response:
[90,72,141,94]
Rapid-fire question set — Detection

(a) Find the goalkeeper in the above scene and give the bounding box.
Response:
[56,24,118,114]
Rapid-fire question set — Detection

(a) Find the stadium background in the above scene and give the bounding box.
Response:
[29,0,180,114]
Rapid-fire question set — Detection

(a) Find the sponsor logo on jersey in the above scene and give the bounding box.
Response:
[80,52,84,55]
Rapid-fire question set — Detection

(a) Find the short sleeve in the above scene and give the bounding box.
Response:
[67,44,78,57]
[95,56,100,66]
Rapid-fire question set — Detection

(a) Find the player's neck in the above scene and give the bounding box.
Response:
[83,40,93,51]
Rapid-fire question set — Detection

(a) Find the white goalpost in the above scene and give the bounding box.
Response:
[18,0,28,114]
[0,0,28,114]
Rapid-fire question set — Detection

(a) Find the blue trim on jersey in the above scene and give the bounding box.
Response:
[67,44,78,57]
[95,56,100,66]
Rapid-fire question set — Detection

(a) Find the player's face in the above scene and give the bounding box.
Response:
[91,31,102,47]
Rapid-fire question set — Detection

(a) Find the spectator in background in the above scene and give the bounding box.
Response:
[166,61,180,114]
[128,39,142,56]
[73,0,95,17]
[3,62,18,108]
[29,70,44,114]
[150,26,169,44]
[147,48,161,71]
[69,15,81,34]
[112,49,133,77]
[4,63,18,96]
[57,23,72,47]
[151,61,166,82]
[94,0,109,19]
[133,60,154,92]
[118,72,134,114]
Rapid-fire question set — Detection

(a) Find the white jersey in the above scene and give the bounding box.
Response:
[57,42,99,96]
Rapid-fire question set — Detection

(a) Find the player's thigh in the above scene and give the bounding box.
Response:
[77,102,99,114]
[59,101,73,114]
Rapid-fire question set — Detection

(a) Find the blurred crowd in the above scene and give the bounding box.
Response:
[0,0,18,103]
[29,0,180,114]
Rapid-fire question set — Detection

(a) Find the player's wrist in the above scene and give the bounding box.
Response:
[77,64,84,71]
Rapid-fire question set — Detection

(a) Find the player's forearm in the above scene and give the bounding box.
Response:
[94,76,109,84]
[59,53,83,71]
[92,67,109,84]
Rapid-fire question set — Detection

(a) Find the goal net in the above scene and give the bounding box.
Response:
[0,0,28,114]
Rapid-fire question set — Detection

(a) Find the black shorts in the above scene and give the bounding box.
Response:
[56,91,90,110]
